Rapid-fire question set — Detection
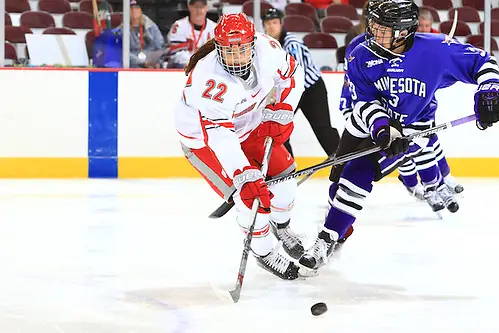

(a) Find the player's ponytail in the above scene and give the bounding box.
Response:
[184,38,216,75]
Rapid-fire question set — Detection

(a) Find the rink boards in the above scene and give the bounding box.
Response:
[0,68,497,178]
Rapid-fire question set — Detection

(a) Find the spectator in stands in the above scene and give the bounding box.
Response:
[166,0,216,69]
[418,8,439,33]
[263,8,340,157]
[125,0,165,68]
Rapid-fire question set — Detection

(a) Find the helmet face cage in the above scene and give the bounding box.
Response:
[215,39,255,77]
[365,0,419,58]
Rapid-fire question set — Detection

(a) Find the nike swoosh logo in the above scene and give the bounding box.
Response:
[251,88,261,98]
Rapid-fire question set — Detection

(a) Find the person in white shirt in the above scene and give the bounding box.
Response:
[173,13,308,280]
[166,0,216,68]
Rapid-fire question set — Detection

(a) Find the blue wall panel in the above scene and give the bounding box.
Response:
[88,71,118,178]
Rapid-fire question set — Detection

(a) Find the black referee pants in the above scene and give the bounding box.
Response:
[284,77,340,157]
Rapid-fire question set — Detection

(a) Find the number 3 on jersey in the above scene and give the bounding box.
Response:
[202,79,227,103]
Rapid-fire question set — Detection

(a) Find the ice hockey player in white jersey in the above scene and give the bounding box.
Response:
[173,13,307,280]
[166,0,216,68]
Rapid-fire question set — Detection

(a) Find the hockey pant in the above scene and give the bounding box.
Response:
[181,132,296,256]
[324,138,443,239]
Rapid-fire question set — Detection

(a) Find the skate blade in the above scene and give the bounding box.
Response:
[298,266,319,278]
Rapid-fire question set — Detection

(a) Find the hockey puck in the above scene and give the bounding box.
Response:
[311,302,328,316]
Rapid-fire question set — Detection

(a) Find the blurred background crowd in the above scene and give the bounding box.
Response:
[2,0,499,68]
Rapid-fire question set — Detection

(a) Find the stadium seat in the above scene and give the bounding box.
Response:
[439,20,472,36]
[303,32,337,48]
[43,27,76,34]
[63,11,93,29]
[111,12,122,28]
[285,3,318,24]
[479,21,499,36]
[5,26,32,43]
[423,0,452,10]
[223,0,246,4]
[321,16,353,33]
[325,4,358,20]
[420,5,440,23]
[448,7,481,23]
[5,12,11,26]
[38,0,72,14]
[283,15,316,33]
[348,0,368,9]
[4,42,17,64]
[466,35,499,51]
[6,0,30,13]
[462,0,484,11]
[20,11,56,29]
[492,8,499,21]
[85,30,95,59]
[241,1,272,18]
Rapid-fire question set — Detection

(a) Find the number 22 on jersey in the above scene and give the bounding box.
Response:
[202,79,227,103]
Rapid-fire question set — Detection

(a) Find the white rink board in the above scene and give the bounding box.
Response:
[117,72,499,158]
[0,70,88,157]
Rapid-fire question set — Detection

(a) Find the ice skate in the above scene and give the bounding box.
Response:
[437,183,459,213]
[424,188,445,212]
[255,244,300,280]
[299,230,336,270]
[443,175,464,194]
[270,220,304,260]
[398,175,425,200]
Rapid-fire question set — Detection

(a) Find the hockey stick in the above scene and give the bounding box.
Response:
[209,114,477,219]
[229,137,273,303]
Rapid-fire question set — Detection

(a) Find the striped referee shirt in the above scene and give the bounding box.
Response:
[279,31,322,89]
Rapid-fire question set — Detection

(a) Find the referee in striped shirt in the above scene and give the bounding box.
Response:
[262,8,339,157]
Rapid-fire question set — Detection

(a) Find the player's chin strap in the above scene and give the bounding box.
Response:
[209,114,478,219]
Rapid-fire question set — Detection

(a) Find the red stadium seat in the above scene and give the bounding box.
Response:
[448,6,481,23]
[423,0,452,10]
[320,16,353,33]
[5,12,12,26]
[479,20,499,36]
[348,0,368,9]
[5,25,32,43]
[325,4,358,20]
[462,0,485,11]
[466,35,499,51]
[43,27,76,34]
[111,12,122,28]
[283,15,316,33]
[62,11,93,29]
[38,0,71,14]
[241,1,272,18]
[303,32,337,48]
[5,42,17,63]
[6,0,30,13]
[285,3,318,24]
[439,20,472,36]
[20,11,56,29]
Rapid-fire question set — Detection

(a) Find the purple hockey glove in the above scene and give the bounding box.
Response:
[474,82,499,130]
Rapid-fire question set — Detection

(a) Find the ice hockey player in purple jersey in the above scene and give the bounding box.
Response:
[300,0,499,270]
[341,30,463,209]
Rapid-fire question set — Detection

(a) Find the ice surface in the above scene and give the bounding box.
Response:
[0,178,498,333]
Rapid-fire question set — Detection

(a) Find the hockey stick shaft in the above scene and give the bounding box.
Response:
[210,114,476,219]
[229,137,273,303]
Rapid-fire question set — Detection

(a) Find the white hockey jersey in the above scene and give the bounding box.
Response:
[167,16,217,66]
[174,32,305,178]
